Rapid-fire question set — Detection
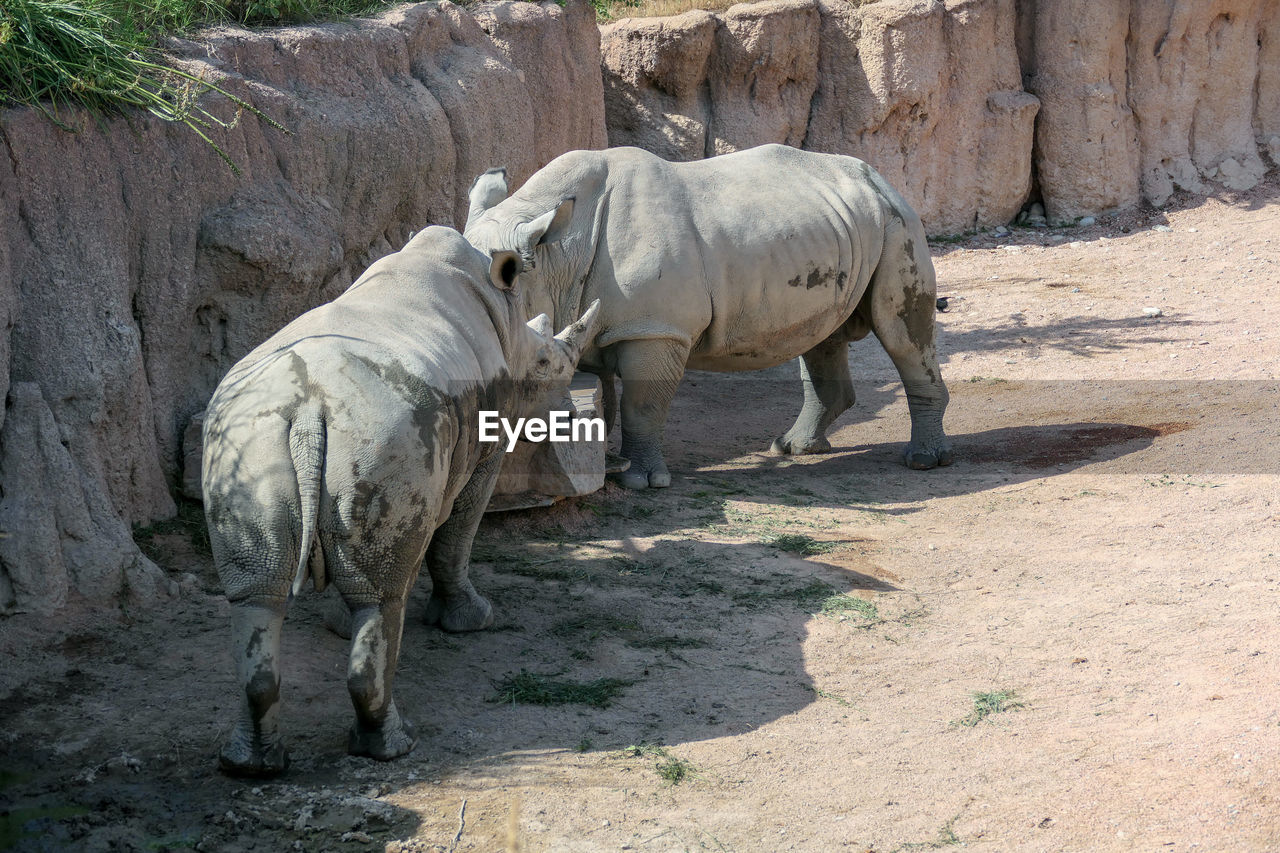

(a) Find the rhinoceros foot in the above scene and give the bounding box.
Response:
[770,433,833,456]
[348,713,418,761]
[218,733,290,778]
[424,588,494,632]
[903,442,954,470]
[614,458,670,489]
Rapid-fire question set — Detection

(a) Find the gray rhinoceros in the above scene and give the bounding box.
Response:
[202,224,600,777]
[464,143,951,489]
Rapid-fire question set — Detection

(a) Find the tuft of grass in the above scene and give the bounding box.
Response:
[549,613,639,639]
[955,689,1025,727]
[732,578,835,610]
[133,497,211,562]
[1144,473,1222,489]
[895,815,963,851]
[819,594,878,621]
[621,743,698,785]
[766,533,841,557]
[489,670,633,709]
[0,0,291,171]
[626,634,707,651]
[0,805,91,849]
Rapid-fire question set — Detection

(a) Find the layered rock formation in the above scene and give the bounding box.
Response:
[603,0,1279,228]
[0,0,605,614]
[1019,0,1280,218]
[603,0,1040,234]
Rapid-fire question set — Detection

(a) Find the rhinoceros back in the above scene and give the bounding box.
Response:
[597,145,908,371]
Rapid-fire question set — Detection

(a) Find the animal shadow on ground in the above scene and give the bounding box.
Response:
[0,493,897,851]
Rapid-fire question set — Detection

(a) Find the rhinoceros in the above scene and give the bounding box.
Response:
[202,224,600,776]
[464,144,952,489]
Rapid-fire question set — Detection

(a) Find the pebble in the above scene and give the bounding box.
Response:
[1079,216,1096,226]
[1143,306,1163,317]
[1152,224,1173,233]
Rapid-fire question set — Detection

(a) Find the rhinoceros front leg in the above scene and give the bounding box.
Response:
[771,334,855,456]
[869,223,953,470]
[346,599,418,761]
[219,601,290,777]
[614,339,689,489]
[422,453,500,632]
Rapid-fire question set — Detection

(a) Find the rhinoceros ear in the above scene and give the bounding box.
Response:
[488,249,522,292]
[517,196,575,252]
[466,167,509,231]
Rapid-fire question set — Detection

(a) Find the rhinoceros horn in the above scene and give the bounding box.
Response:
[553,300,601,362]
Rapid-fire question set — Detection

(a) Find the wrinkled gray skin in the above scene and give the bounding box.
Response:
[465,144,952,489]
[202,225,600,777]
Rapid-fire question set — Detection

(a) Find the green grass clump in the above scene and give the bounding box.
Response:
[621,743,698,785]
[766,533,841,557]
[818,594,878,620]
[733,578,836,611]
[489,670,633,709]
[955,689,1025,727]
[0,0,289,170]
[133,497,212,562]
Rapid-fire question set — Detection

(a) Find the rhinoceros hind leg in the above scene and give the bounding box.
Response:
[322,587,354,640]
[614,339,687,489]
[869,221,952,470]
[772,334,855,456]
[219,602,291,778]
[423,456,498,632]
[346,602,418,761]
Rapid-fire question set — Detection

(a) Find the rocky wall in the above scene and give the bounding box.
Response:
[0,0,606,614]
[602,0,1040,234]
[1020,0,1280,219]
[603,0,1280,230]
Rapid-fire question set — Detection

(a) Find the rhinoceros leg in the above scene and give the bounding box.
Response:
[771,334,855,455]
[423,453,499,632]
[346,600,418,761]
[219,601,290,777]
[614,339,689,489]
[869,222,952,469]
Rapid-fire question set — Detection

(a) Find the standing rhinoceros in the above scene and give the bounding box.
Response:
[464,144,952,489]
[202,224,600,776]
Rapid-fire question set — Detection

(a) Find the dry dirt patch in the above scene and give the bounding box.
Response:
[2,180,1280,851]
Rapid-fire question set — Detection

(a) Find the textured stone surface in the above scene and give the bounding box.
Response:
[601,10,719,160]
[603,0,1039,234]
[603,0,1279,229]
[0,0,605,614]
[1019,0,1141,220]
[475,0,608,172]
[1023,0,1278,216]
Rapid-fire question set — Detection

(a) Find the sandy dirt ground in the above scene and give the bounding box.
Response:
[2,178,1279,853]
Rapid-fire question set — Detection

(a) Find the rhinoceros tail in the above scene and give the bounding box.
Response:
[288,403,326,598]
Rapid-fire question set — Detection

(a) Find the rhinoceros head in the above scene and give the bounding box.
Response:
[501,294,601,421]
[465,168,576,324]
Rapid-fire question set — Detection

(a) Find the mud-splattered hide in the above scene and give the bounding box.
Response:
[201,225,600,777]
[465,144,951,489]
